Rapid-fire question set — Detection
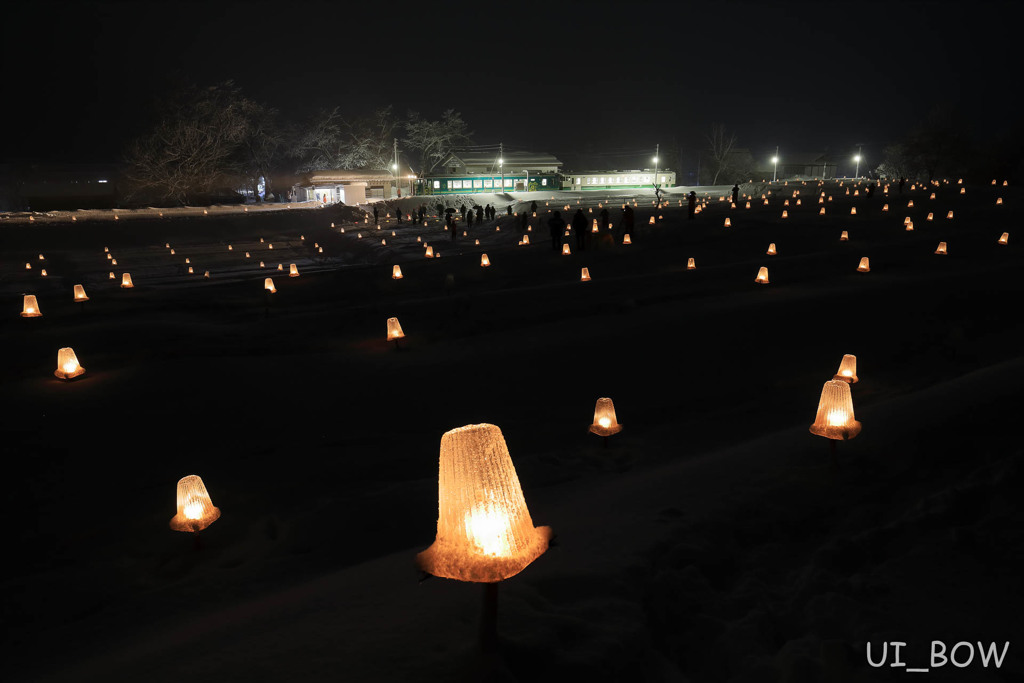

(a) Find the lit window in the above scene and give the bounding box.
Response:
[484,178,493,188]
[451,180,462,189]
[616,177,622,184]
[541,178,547,186]
[473,179,483,188]
[505,178,513,187]
[433,180,440,189]
[661,176,666,183]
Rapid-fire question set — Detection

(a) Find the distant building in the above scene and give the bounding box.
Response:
[292,167,415,204]
[417,150,562,194]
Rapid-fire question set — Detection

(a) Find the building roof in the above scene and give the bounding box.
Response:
[301,168,412,184]
[431,150,562,174]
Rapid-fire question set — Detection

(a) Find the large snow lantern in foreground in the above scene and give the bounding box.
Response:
[392,265,403,280]
[998,232,1009,245]
[169,475,221,533]
[289,263,300,277]
[588,397,623,437]
[121,273,134,288]
[387,316,405,342]
[809,379,861,440]
[935,242,948,255]
[857,257,871,272]
[755,266,770,284]
[21,294,41,317]
[73,285,89,302]
[54,347,85,380]
[417,423,551,583]
[834,354,858,383]
[264,277,276,293]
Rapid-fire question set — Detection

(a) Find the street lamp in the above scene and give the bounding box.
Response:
[653,142,660,189]
[772,155,779,182]
[854,145,863,178]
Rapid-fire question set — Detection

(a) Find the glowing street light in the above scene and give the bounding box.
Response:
[772,146,779,182]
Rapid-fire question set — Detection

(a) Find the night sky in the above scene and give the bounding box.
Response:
[4,0,1018,173]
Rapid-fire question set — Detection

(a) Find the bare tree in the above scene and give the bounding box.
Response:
[706,123,738,185]
[403,109,473,171]
[293,106,397,172]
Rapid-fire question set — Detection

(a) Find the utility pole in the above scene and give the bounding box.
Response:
[772,145,779,183]
[499,142,504,194]
[392,138,399,197]
[653,143,660,187]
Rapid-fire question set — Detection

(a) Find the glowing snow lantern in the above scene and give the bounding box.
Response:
[835,354,858,383]
[188,266,194,274]
[121,273,134,288]
[1003,180,1008,186]
[54,347,85,380]
[960,188,965,195]
[745,201,751,209]
[204,271,210,279]
[687,257,696,270]
[475,239,480,245]
[906,221,914,231]
[228,244,233,251]
[245,252,250,258]
[73,285,88,302]
[110,258,117,266]
[108,272,115,280]
[392,265,403,279]
[521,235,530,245]
[165,242,170,249]
[991,179,997,185]
[481,254,490,267]
[264,277,276,293]
[259,261,265,268]
[425,246,435,258]
[648,216,655,224]
[40,269,47,277]
[819,207,826,215]
[580,267,591,282]
[724,217,731,227]
[809,379,861,440]
[781,210,788,218]
[170,249,175,255]
[289,264,299,277]
[850,207,857,215]
[184,258,190,264]
[935,241,947,255]
[908,200,914,208]
[996,197,1003,205]
[589,397,623,437]
[562,243,571,255]
[927,212,934,221]
[947,211,954,219]
[38,253,45,261]
[857,257,871,272]
[386,316,405,342]
[840,230,849,241]
[277,263,283,271]
[25,262,31,270]
[998,232,1009,245]
[929,193,936,200]
[767,243,777,255]
[169,475,220,533]
[416,423,551,583]
[21,295,41,317]
[754,266,769,284]
[269,243,274,249]
[622,234,631,245]
[784,199,790,206]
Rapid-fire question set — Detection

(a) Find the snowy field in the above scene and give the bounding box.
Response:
[1,181,1022,682]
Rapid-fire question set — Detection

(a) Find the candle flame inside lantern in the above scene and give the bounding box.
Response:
[809,379,862,440]
[481,254,490,267]
[264,278,276,293]
[767,243,777,255]
[835,354,858,383]
[589,397,622,436]
[580,267,591,281]
[74,285,88,301]
[687,257,696,270]
[623,234,631,244]
[54,347,85,379]
[392,265,403,279]
[387,317,405,341]
[425,246,434,258]
[998,232,1009,245]
[169,475,220,533]
[21,294,42,317]
[724,218,731,227]
[121,273,134,288]
[416,424,551,582]
[755,266,769,284]
[857,257,871,272]
[562,243,571,255]
[289,264,299,277]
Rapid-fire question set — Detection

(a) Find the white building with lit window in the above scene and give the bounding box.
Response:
[564,170,676,191]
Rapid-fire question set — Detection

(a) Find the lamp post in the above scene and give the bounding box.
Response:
[653,142,660,189]
[772,145,779,182]
[854,145,863,178]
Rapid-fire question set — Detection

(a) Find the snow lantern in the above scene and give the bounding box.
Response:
[21,294,41,317]
[25,262,31,270]
[121,273,134,288]
[169,475,221,533]
[475,239,480,246]
[927,212,934,221]
[929,193,936,200]
[228,245,233,251]
[935,242,947,255]
[277,264,283,271]
[562,243,571,255]
[809,379,862,441]
[73,285,88,302]
[268,243,274,250]
[687,258,696,270]
[724,218,731,227]
[907,200,914,208]
[840,230,849,241]
[481,254,490,267]
[392,265,403,280]
[264,278,276,293]
[781,210,788,218]
[521,235,530,245]
[387,316,405,341]
[416,423,552,583]
[425,246,434,258]
[245,252,251,258]
[754,266,769,284]
[745,201,751,209]
[188,266,194,274]
[108,272,115,280]
[960,188,965,195]
[588,397,623,436]
[906,221,914,231]
[996,198,1003,205]
[580,267,591,282]
[111,258,117,266]
[857,257,871,272]
[767,243,777,255]
[38,253,45,261]
[623,234,631,245]
[318,247,323,253]
[289,264,300,277]
[850,207,857,215]
[947,211,954,220]
[259,261,265,268]
[55,347,85,380]
[648,216,655,224]
[882,204,889,212]
[835,354,858,383]
[819,207,826,215]
[998,232,1009,245]
[170,249,175,255]
[40,270,48,277]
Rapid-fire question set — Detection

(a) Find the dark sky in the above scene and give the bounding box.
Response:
[4,0,1019,174]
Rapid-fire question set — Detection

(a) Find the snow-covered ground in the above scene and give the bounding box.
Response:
[1,179,1021,682]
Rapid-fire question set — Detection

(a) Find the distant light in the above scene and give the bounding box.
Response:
[391,163,397,170]
[97,179,108,183]
[772,156,779,164]
[653,156,659,163]
[854,155,862,162]
[498,158,503,165]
